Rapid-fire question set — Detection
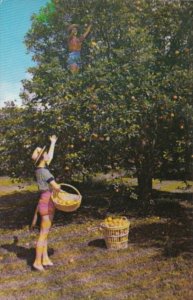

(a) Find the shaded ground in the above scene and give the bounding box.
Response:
[0,177,193,300]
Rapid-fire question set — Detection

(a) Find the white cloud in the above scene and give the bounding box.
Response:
[0,72,34,107]
[25,72,33,80]
[0,81,23,107]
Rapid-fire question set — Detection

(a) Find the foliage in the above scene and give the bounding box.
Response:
[1,0,193,204]
[0,102,31,178]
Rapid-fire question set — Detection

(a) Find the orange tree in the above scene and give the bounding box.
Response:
[0,102,30,177]
[2,0,193,205]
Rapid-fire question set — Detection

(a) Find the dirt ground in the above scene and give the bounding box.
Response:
[0,177,193,300]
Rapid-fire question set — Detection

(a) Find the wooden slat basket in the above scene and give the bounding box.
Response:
[101,216,130,250]
[51,183,82,212]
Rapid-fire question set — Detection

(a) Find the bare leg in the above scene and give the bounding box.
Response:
[42,213,54,266]
[30,205,38,230]
[33,215,52,271]
[70,64,79,73]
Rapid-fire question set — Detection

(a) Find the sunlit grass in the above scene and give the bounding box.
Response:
[158,181,193,192]
[25,184,38,192]
[0,178,193,299]
[0,177,38,196]
[0,177,16,186]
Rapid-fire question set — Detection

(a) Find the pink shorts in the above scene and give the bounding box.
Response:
[38,190,55,216]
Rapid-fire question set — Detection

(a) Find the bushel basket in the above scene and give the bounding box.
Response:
[101,216,130,250]
[51,183,82,212]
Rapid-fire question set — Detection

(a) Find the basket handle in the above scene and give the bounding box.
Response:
[58,183,81,197]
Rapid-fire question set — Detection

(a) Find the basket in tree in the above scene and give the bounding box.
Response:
[101,216,130,250]
[51,183,82,212]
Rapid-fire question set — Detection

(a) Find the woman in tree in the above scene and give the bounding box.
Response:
[31,135,60,271]
[67,23,92,73]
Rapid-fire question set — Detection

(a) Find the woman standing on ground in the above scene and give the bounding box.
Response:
[31,135,60,271]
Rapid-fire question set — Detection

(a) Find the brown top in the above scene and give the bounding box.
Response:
[68,35,85,52]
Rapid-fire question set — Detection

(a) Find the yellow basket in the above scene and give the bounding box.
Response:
[51,183,82,212]
[101,217,130,250]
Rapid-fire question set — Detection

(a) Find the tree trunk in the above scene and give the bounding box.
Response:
[136,155,153,207]
[137,170,152,205]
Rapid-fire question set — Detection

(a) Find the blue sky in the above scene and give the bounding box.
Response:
[0,0,48,107]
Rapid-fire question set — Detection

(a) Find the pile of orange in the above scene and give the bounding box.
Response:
[55,198,79,206]
[103,216,128,228]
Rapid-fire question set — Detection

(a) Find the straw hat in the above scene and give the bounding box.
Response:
[68,24,79,33]
[32,146,46,165]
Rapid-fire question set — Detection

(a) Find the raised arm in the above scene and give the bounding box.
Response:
[46,135,58,165]
[82,24,92,40]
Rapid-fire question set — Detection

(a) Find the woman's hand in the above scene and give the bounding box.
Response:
[50,181,61,191]
[49,135,58,143]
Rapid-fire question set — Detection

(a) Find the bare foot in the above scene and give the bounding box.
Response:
[42,258,54,267]
[33,263,45,271]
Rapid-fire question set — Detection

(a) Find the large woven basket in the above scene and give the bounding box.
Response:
[51,183,82,212]
[101,217,130,250]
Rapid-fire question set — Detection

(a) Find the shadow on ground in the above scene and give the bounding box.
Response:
[88,238,106,249]
[0,184,192,259]
[0,191,40,229]
[1,236,54,268]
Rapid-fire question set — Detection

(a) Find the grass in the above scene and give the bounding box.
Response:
[157,181,193,192]
[0,176,38,196]
[0,177,193,299]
